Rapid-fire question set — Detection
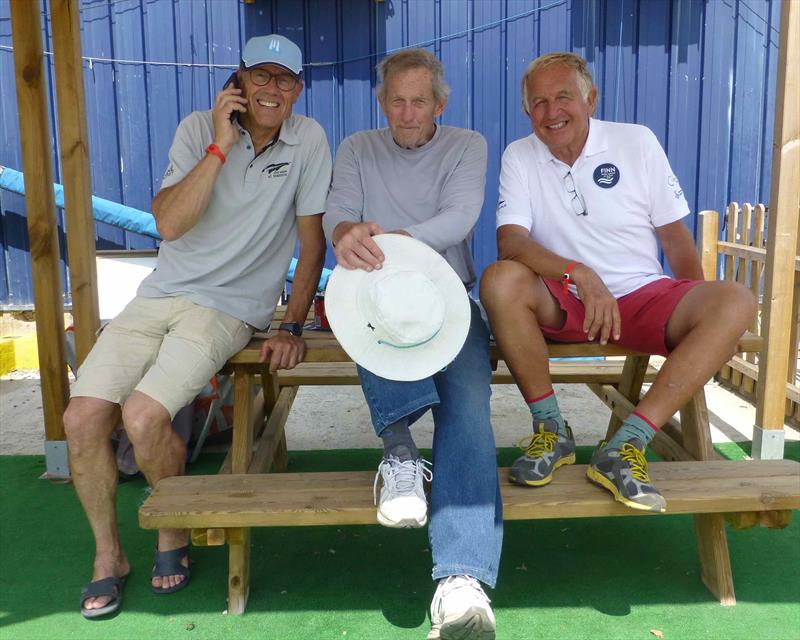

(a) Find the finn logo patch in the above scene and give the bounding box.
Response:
[593,163,620,188]
[264,162,290,178]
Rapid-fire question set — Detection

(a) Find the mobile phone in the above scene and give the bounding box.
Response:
[223,72,240,123]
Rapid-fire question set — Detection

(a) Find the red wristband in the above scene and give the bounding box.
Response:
[205,143,226,165]
[561,261,580,294]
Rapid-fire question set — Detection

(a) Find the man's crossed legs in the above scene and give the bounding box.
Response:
[481,261,756,510]
[362,301,503,639]
[64,296,252,617]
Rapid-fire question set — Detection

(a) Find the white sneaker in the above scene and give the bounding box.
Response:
[373,455,432,528]
[428,575,496,640]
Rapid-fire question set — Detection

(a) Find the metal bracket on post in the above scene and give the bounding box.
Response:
[41,440,70,480]
[752,426,785,460]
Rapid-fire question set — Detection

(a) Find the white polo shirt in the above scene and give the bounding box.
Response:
[496,118,689,298]
[138,111,332,329]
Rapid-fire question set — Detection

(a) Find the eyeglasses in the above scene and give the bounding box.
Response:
[564,171,588,216]
[248,68,298,91]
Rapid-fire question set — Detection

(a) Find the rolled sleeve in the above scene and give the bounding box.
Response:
[643,128,690,227]
[159,112,209,191]
[496,143,534,232]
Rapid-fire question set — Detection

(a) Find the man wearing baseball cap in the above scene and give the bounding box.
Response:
[66,34,331,618]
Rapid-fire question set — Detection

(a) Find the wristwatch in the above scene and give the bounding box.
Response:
[278,321,303,337]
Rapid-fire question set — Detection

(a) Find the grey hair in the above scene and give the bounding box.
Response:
[377,48,451,103]
[521,52,595,114]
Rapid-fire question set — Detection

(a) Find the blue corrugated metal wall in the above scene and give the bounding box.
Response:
[0,0,780,308]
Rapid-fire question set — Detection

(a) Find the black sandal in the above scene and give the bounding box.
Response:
[80,575,126,618]
[151,544,191,594]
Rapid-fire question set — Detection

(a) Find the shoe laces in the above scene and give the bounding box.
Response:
[517,424,559,459]
[619,442,651,482]
[436,575,491,605]
[373,456,432,505]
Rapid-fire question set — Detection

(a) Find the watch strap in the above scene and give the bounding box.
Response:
[278,321,303,336]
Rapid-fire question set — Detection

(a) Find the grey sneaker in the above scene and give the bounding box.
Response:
[427,575,496,640]
[509,420,576,486]
[586,438,667,512]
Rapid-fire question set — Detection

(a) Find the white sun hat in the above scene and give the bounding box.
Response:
[325,234,471,382]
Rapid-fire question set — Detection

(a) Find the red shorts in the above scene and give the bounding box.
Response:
[540,277,702,357]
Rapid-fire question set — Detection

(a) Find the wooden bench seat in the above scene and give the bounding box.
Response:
[140,460,800,530]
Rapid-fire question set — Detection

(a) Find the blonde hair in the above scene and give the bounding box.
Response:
[521,52,595,114]
[377,48,450,103]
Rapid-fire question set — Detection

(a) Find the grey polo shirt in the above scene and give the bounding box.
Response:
[139,112,332,329]
[323,125,487,290]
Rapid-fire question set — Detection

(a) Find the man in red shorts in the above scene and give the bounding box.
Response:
[480,52,756,512]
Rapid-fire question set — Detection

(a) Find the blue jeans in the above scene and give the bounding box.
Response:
[358,300,503,587]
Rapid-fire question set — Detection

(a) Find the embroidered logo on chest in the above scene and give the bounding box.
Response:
[264,162,291,178]
[592,163,620,189]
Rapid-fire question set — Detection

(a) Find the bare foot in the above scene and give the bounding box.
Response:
[82,552,130,611]
[151,528,190,591]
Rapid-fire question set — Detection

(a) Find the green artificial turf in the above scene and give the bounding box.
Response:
[0,445,798,640]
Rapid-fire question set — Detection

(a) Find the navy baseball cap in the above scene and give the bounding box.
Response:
[241,35,303,75]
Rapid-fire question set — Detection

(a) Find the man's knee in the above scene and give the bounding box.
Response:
[725,281,758,327]
[479,260,537,309]
[63,397,118,450]
[121,392,171,447]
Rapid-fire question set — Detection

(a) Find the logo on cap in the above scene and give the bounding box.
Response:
[593,163,620,189]
[268,38,280,52]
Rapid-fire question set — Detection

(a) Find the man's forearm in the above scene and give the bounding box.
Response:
[152,153,224,241]
[499,231,576,280]
[284,238,326,324]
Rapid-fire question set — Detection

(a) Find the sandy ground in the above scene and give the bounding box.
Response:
[1,368,796,456]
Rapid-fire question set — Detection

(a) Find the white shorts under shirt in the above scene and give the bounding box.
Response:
[496,118,690,299]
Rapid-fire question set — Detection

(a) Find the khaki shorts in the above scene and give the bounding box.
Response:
[72,295,253,417]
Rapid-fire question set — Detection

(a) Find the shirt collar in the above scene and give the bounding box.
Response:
[530,118,607,166]
[237,114,300,148]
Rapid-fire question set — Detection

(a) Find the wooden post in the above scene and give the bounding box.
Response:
[698,210,719,281]
[50,0,100,366]
[9,1,70,458]
[755,0,800,459]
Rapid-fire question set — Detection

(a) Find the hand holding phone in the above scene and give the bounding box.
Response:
[222,72,243,123]
[212,71,247,152]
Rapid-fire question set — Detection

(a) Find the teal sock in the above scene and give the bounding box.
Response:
[606,412,657,450]
[526,390,567,436]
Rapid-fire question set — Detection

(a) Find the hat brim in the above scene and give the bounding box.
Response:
[325,235,471,382]
[241,60,302,76]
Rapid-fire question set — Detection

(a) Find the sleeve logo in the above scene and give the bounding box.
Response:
[592,163,620,188]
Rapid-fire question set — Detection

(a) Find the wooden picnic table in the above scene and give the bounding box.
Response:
[141,317,800,614]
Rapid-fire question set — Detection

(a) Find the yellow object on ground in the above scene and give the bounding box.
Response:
[0,334,40,375]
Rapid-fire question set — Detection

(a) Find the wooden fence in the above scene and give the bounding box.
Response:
[701,203,800,426]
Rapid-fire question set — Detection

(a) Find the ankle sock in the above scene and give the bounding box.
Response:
[606,412,658,450]
[380,418,418,461]
[526,390,567,436]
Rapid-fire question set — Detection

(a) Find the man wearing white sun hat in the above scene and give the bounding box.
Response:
[323,48,500,640]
